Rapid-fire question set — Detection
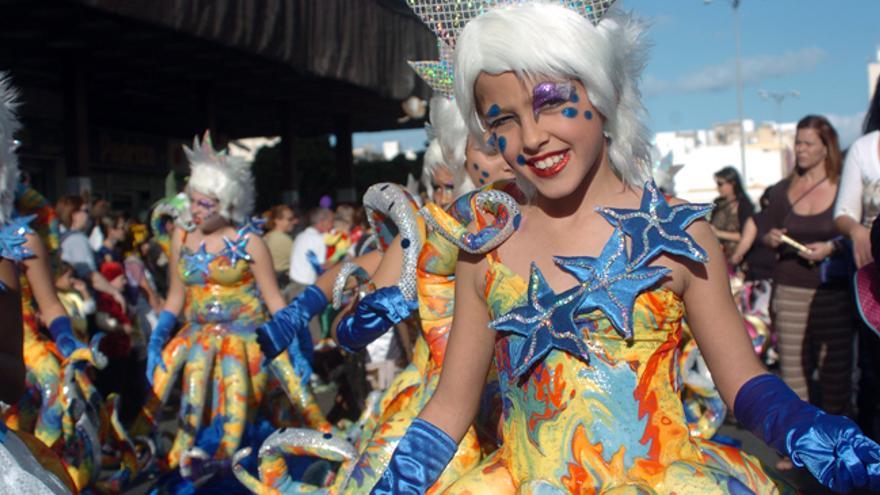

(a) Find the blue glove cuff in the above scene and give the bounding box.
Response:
[734,374,820,461]
[300,284,328,320]
[48,316,74,341]
[371,418,457,494]
[153,310,177,341]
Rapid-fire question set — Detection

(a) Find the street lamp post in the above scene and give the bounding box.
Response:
[758,89,800,176]
[704,0,747,186]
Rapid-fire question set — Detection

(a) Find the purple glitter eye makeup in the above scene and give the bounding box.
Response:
[532,81,573,116]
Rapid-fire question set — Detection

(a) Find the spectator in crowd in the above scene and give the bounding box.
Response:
[835,74,880,440]
[95,212,127,265]
[87,198,111,251]
[56,195,126,307]
[759,116,853,470]
[54,262,95,343]
[263,204,297,288]
[710,166,754,260]
[729,188,778,366]
[288,207,333,340]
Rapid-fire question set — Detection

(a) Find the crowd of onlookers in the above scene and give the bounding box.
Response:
[708,76,880,469]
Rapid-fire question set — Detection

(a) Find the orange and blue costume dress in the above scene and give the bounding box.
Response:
[375,181,794,494]
[143,228,331,481]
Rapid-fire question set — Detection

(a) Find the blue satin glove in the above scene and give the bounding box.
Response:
[48,316,85,358]
[336,286,416,354]
[146,310,177,386]
[735,374,880,493]
[371,418,457,494]
[256,284,327,361]
[306,250,324,276]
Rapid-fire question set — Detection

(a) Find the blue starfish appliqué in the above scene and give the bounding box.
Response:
[555,229,670,340]
[222,235,251,265]
[236,216,267,238]
[597,180,712,268]
[490,263,591,378]
[0,215,36,262]
[184,242,215,278]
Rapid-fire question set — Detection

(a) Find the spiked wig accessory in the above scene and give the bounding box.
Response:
[185,131,256,225]
[0,73,22,224]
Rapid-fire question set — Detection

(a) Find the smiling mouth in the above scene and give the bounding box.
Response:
[527,150,570,178]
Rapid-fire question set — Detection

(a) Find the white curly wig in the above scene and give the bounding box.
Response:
[0,73,22,224]
[453,3,652,191]
[429,96,475,198]
[421,138,448,198]
[184,131,255,225]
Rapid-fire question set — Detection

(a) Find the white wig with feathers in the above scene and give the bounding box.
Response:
[429,96,475,197]
[0,73,22,224]
[185,131,255,225]
[453,4,652,190]
[421,138,447,198]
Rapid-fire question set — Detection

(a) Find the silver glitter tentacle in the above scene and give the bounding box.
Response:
[421,188,521,254]
[363,183,423,301]
[332,262,373,310]
[258,427,357,462]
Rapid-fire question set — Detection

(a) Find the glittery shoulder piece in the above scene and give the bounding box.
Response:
[363,183,427,301]
[236,216,267,238]
[596,180,713,268]
[406,0,616,49]
[332,262,375,310]
[422,182,522,255]
[0,215,35,262]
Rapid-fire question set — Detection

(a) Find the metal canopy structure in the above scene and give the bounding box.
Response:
[0,0,435,207]
[0,0,435,138]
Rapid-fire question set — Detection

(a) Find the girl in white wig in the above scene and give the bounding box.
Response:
[143,131,334,490]
[373,2,880,494]
[421,138,456,209]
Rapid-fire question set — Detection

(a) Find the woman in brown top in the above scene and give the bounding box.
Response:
[710,165,754,260]
[758,116,853,438]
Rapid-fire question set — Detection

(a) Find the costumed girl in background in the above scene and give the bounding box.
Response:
[374,2,880,494]
[141,132,332,491]
[238,45,517,492]
[0,72,82,494]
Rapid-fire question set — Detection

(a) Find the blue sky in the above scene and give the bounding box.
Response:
[356,0,880,151]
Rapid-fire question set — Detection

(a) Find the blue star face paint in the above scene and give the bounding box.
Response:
[562,107,578,118]
[570,91,580,103]
[584,110,593,120]
[498,136,507,153]
[487,104,501,118]
[532,81,573,118]
[516,154,527,166]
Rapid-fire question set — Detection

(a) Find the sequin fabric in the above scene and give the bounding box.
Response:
[363,183,426,302]
[406,0,616,49]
